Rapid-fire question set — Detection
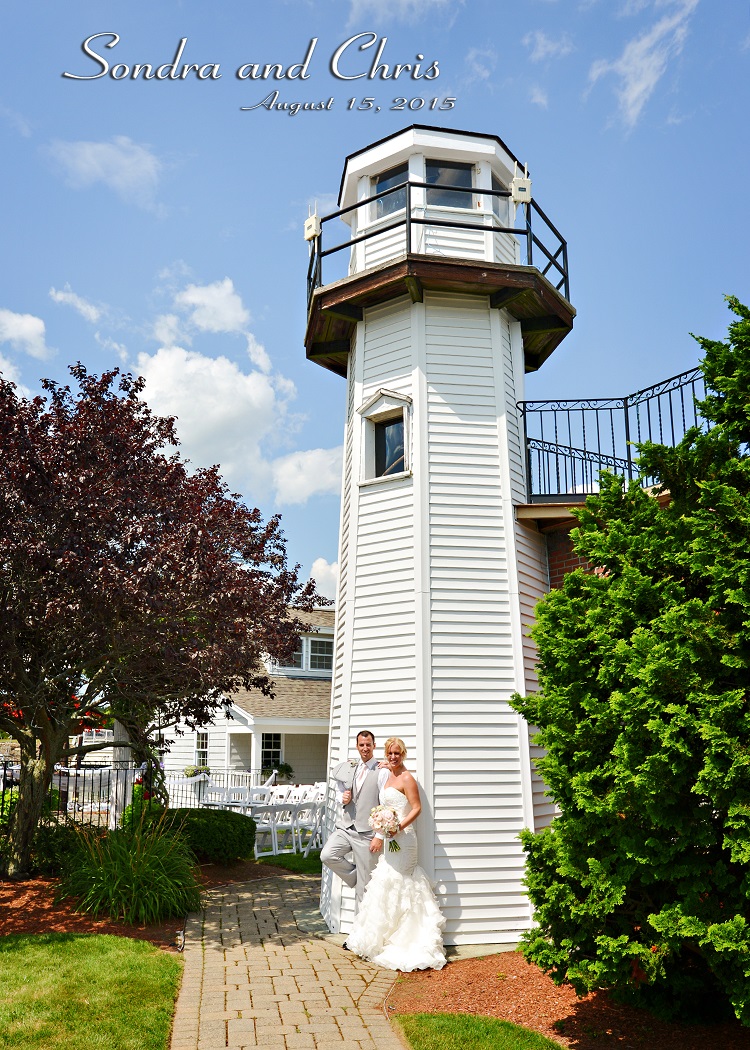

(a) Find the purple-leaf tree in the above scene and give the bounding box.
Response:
[0,364,321,876]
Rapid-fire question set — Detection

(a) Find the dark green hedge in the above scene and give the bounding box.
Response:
[159,808,256,864]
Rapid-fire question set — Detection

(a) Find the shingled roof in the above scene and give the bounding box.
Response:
[292,607,335,629]
[231,675,332,721]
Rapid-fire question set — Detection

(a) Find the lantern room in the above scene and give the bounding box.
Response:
[305,124,574,379]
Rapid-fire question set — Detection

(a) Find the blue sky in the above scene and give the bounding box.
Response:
[2,0,748,599]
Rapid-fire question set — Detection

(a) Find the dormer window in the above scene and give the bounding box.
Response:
[372,162,408,219]
[272,634,333,674]
[426,160,473,209]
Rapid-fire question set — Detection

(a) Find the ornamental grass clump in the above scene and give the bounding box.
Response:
[58,817,202,925]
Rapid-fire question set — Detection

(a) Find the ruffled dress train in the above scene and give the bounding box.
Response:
[345,786,446,971]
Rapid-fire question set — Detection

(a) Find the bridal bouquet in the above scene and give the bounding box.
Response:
[369,804,401,852]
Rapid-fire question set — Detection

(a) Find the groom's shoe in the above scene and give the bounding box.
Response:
[342,942,351,951]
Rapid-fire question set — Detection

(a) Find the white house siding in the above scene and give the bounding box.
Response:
[284,733,329,784]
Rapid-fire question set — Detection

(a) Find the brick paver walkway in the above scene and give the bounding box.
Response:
[170,875,402,1050]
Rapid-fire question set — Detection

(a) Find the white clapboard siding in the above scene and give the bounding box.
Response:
[421,292,532,941]
[324,282,542,943]
[360,222,407,272]
[494,230,520,267]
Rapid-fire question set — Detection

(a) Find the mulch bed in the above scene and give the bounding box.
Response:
[388,951,750,1050]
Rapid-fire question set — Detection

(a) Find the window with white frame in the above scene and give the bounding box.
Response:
[273,634,333,674]
[261,732,282,769]
[195,731,209,768]
[358,388,412,483]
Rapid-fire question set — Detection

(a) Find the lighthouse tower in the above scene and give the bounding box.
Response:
[305,126,574,946]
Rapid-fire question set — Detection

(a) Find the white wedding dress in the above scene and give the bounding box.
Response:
[345,785,446,971]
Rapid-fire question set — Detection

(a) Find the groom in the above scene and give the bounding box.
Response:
[321,729,385,910]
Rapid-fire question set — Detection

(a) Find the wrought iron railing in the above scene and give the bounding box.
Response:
[518,367,707,501]
[306,178,569,308]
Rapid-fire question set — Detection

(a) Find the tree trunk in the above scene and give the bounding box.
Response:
[3,738,63,878]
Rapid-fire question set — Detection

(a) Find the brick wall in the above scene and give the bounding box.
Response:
[545,523,591,589]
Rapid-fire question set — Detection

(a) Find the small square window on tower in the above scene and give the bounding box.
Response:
[358,388,412,484]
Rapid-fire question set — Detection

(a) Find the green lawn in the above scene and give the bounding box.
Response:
[396,1013,564,1050]
[0,933,182,1050]
[257,849,323,875]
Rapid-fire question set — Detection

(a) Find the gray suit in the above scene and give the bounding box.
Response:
[321,759,382,910]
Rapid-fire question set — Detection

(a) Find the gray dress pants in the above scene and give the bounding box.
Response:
[321,827,378,910]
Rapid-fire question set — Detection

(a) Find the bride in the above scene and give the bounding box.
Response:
[345,736,446,971]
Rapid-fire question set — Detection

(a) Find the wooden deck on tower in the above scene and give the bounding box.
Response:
[305,253,575,377]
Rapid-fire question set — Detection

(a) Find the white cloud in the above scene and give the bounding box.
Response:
[464,47,497,84]
[47,135,163,212]
[0,308,53,360]
[347,0,462,24]
[0,103,32,138]
[310,557,339,602]
[271,447,344,506]
[49,284,102,324]
[136,345,295,494]
[0,352,23,384]
[530,84,549,108]
[152,313,184,346]
[94,331,128,364]
[522,30,574,62]
[156,277,272,374]
[589,0,699,128]
[173,277,250,334]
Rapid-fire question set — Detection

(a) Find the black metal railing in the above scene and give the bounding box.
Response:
[306,178,569,308]
[518,367,707,501]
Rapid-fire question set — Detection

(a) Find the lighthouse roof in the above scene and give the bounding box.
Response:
[338,124,526,211]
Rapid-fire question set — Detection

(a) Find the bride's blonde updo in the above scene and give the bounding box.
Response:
[384,736,407,758]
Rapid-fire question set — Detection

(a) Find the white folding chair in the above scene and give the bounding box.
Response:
[252,804,278,858]
[272,802,299,854]
[294,801,325,856]
[224,786,251,814]
[269,785,291,804]
[203,784,230,810]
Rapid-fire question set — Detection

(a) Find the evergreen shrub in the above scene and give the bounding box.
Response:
[512,297,750,1026]
[159,807,256,864]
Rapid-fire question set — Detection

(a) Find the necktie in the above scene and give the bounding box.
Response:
[355,761,368,797]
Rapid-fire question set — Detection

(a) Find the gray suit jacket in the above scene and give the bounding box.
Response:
[332,760,381,833]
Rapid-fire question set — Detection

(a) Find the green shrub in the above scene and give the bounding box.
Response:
[57,818,202,924]
[0,787,18,830]
[159,807,255,864]
[31,821,82,876]
[121,782,164,831]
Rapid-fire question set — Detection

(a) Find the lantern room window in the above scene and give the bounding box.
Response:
[372,162,408,219]
[426,160,473,209]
